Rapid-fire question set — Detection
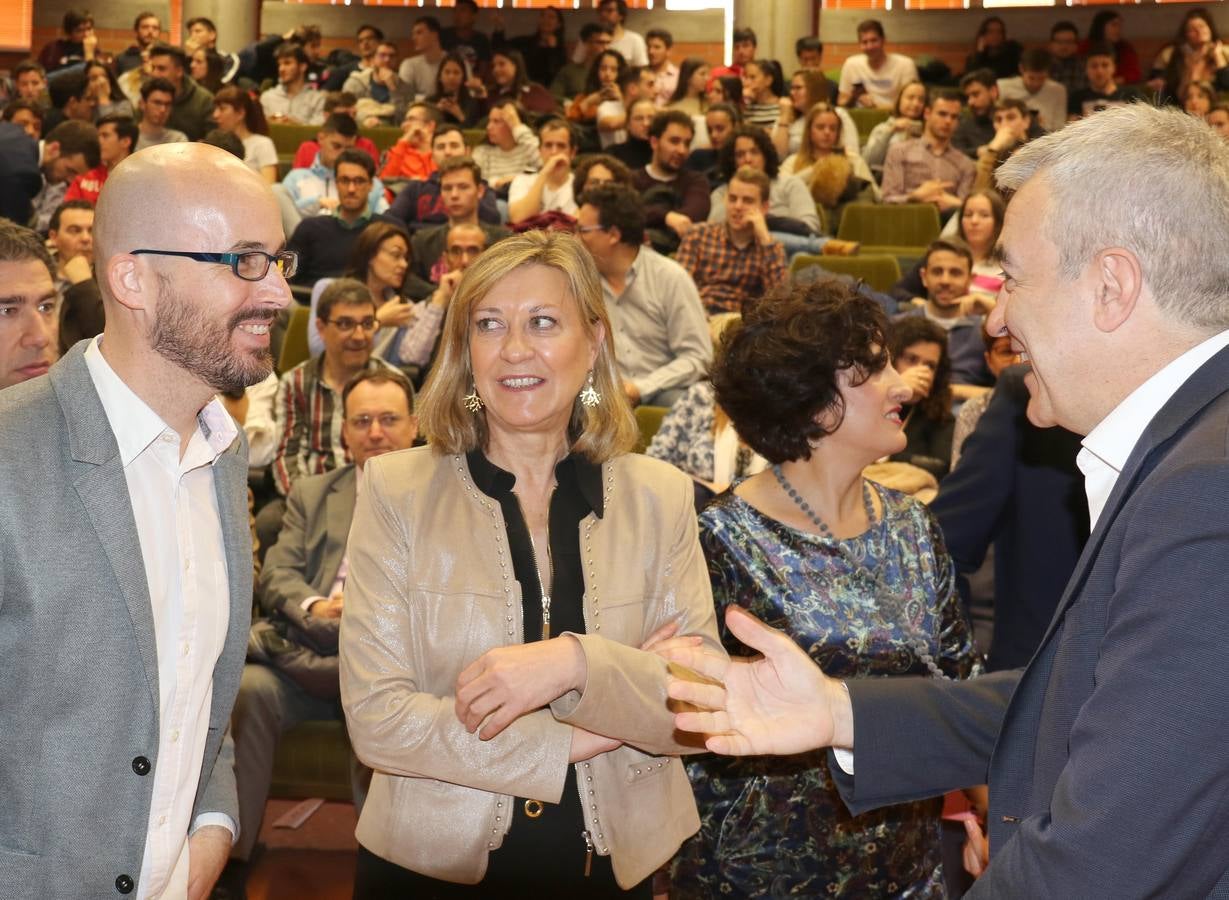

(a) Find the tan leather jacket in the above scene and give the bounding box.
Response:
[339,447,724,888]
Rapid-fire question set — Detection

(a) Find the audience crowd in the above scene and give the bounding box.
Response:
[2,2,1224,897]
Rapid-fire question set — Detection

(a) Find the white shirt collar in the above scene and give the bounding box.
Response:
[1077,329,1229,528]
[83,336,239,467]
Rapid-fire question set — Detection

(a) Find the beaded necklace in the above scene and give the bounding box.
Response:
[770,464,950,681]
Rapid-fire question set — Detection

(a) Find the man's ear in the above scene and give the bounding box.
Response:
[1090,248,1142,334]
[104,254,153,313]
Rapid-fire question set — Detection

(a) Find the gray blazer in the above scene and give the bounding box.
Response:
[258,464,356,659]
[0,342,252,897]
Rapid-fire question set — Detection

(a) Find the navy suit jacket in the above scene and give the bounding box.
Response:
[931,366,1089,670]
[0,121,42,225]
[833,347,1229,898]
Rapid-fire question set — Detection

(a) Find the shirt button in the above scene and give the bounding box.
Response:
[181,642,191,658]
[158,815,167,827]
[171,729,180,744]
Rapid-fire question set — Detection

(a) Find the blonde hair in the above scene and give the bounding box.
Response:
[795,103,843,169]
[416,230,639,462]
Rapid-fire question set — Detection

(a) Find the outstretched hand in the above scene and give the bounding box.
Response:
[661,605,852,756]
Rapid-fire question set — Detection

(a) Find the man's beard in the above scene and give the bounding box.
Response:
[149,276,276,393]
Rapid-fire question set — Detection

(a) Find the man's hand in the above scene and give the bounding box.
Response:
[373,67,397,89]
[777,96,795,125]
[747,209,772,246]
[61,253,93,286]
[310,593,344,619]
[908,179,954,204]
[962,817,990,878]
[455,636,586,739]
[541,152,571,181]
[960,293,996,317]
[622,380,641,405]
[83,29,99,60]
[376,298,414,329]
[663,605,853,755]
[186,825,232,900]
[664,211,692,237]
[431,269,464,308]
[318,196,340,212]
[502,105,523,130]
[898,363,934,402]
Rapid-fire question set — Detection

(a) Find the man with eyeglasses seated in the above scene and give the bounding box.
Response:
[219,367,417,898]
[287,149,398,287]
[408,157,510,283]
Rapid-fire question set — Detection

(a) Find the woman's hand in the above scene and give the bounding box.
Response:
[892,116,915,133]
[962,817,990,877]
[898,363,934,402]
[455,636,586,739]
[569,727,621,762]
[375,298,414,328]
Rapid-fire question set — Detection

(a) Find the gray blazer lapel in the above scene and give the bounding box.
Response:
[213,445,254,688]
[322,467,357,591]
[51,346,161,716]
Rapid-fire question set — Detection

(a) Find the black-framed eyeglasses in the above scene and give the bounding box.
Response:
[131,248,299,282]
[325,316,378,335]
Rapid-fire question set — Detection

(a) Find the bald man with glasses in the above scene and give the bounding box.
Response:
[0,142,291,898]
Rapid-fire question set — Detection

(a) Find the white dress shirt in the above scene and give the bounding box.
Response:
[1077,329,1229,529]
[84,338,239,899]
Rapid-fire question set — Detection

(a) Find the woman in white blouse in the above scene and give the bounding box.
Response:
[212,86,279,184]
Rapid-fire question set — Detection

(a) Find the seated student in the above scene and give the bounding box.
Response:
[305,220,435,359]
[549,23,613,105]
[881,88,974,216]
[573,152,633,197]
[646,28,679,106]
[740,59,784,130]
[321,23,381,92]
[895,238,993,399]
[429,51,482,128]
[567,48,630,149]
[2,100,44,141]
[134,77,187,150]
[210,86,278,184]
[85,59,133,120]
[65,114,136,204]
[687,102,738,187]
[887,315,956,480]
[954,69,999,159]
[27,120,100,235]
[41,70,96,134]
[291,92,380,168]
[575,183,712,407]
[470,98,541,192]
[965,16,1022,82]
[608,97,655,169]
[633,110,710,254]
[380,103,440,182]
[10,60,48,107]
[473,48,558,118]
[708,26,756,86]
[46,199,93,296]
[837,19,919,109]
[409,157,511,282]
[782,104,877,232]
[676,166,788,315]
[37,9,94,74]
[345,39,412,128]
[148,42,215,140]
[1208,103,1229,142]
[774,68,857,160]
[440,0,491,74]
[507,117,578,224]
[974,98,1036,192]
[287,149,399,286]
[862,80,925,177]
[997,48,1066,134]
[1068,43,1141,120]
[228,369,419,895]
[1182,80,1217,118]
[0,220,58,390]
[282,114,388,222]
[397,16,449,100]
[1047,20,1087,97]
[709,125,856,258]
[387,124,501,230]
[261,42,327,125]
[949,323,1020,468]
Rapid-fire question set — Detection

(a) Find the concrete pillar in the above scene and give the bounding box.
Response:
[732,0,813,66]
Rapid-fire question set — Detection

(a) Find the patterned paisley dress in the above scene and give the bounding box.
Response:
[671,482,977,899]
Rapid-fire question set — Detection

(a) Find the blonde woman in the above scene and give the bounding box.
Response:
[340,230,724,897]
[781,104,878,229]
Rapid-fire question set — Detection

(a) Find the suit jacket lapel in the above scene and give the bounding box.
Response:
[322,467,357,591]
[213,445,253,685]
[1034,343,1229,650]
[52,346,161,716]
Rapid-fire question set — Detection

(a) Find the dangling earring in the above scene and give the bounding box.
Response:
[579,371,601,408]
[463,383,484,412]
